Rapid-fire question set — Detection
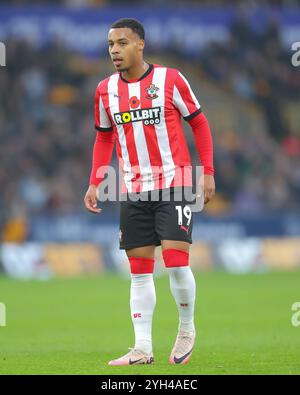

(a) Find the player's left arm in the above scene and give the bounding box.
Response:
[173,71,215,204]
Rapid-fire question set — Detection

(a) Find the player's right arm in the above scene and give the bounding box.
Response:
[84,82,115,214]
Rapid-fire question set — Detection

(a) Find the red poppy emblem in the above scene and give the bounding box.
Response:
[129,96,140,109]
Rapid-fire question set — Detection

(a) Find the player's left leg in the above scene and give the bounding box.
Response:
[161,240,196,365]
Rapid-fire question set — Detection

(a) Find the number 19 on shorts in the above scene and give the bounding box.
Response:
[175,205,192,226]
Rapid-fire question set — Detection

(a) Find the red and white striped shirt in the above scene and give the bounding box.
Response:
[94,63,207,193]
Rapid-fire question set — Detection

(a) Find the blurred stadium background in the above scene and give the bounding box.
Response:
[1,0,300,279]
[1,0,300,376]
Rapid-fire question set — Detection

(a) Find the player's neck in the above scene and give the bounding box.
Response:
[121,61,149,82]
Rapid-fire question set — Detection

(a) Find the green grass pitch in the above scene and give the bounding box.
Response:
[0,270,300,375]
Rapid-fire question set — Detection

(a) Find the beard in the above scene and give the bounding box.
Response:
[118,66,128,72]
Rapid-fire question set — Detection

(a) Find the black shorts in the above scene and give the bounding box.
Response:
[119,187,196,250]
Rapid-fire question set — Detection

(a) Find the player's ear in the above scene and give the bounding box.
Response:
[138,39,145,52]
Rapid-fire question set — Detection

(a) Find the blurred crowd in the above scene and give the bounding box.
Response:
[197,11,300,215]
[200,11,300,142]
[1,7,300,241]
[0,41,101,226]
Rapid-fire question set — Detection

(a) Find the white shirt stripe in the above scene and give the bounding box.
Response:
[99,95,112,128]
[178,72,201,110]
[108,73,133,192]
[173,84,189,118]
[151,67,175,188]
[128,82,154,191]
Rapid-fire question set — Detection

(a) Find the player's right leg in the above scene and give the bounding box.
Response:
[108,246,156,366]
[108,195,159,366]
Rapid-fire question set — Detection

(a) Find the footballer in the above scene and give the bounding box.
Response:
[84,18,215,365]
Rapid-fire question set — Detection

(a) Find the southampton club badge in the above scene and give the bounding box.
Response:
[145,84,159,100]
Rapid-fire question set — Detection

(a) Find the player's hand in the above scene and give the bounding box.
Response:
[84,185,102,214]
[204,174,215,204]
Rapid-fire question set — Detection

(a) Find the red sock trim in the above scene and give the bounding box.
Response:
[162,249,189,268]
[128,257,155,274]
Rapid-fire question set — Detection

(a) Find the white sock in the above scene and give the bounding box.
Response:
[130,273,156,354]
[168,266,196,334]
